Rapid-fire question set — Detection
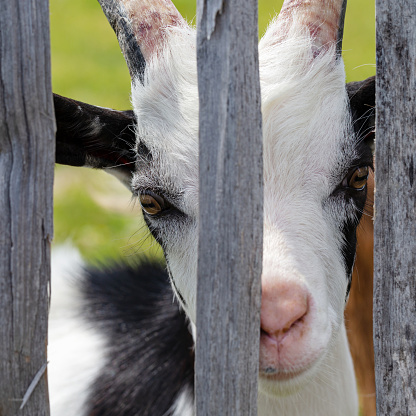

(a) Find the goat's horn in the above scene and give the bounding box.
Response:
[97,0,186,80]
[270,0,347,59]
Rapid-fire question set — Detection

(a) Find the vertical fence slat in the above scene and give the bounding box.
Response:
[196,0,263,414]
[0,0,54,414]
[374,0,416,413]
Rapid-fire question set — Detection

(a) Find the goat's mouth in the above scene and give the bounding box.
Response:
[258,327,329,388]
[259,363,314,382]
[258,361,319,396]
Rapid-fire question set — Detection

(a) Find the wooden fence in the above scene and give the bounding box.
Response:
[0,0,54,415]
[196,0,263,415]
[374,0,416,413]
[0,0,415,415]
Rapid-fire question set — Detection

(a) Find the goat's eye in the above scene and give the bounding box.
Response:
[139,191,170,215]
[343,166,369,190]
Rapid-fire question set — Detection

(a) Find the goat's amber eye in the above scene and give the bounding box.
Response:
[347,166,369,190]
[139,192,167,215]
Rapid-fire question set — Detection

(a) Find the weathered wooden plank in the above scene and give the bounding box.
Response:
[374,0,416,413]
[196,0,263,415]
[0,0,55,414]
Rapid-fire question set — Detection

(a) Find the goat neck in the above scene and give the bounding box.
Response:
[97,0,187,80]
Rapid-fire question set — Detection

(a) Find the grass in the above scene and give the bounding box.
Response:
[53,166,163,263]
[50,0,376,262]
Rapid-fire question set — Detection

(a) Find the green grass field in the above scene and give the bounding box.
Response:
[50,0,376,262]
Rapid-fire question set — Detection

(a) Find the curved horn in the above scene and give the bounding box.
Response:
[268,0,347,59]
[98,0,187,80]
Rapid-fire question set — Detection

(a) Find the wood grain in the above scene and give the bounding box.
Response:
[374,0,416,413]
[196,0,263,414]
[0,0,55,414]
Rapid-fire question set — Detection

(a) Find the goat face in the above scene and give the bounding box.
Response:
[54,0,375,398]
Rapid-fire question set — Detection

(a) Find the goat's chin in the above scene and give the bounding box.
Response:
[258,356,322,397]
[258,326,331,397]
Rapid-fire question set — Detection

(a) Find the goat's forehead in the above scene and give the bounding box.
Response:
[132,31,353,195]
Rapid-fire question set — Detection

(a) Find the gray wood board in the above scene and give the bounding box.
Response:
[196,0,263,414]
[0,0,55,414]
[374,0,416,413]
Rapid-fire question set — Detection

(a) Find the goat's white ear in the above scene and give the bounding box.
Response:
[346,76,376,153]
[54,93,137,187]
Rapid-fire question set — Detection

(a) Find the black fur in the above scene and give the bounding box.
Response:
[341,77,375,295]
[347,76,376,149]
[341,217,360,298]
[80,260,194,416]
[54,93,137,179]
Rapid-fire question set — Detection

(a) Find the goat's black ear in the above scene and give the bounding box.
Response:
[346,76,375,152]
[54,93,137,186]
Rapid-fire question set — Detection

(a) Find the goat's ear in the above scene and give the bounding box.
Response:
[346,76,375,153]
[54,93,137,187]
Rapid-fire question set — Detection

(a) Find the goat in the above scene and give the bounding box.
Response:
[49,0,376,415]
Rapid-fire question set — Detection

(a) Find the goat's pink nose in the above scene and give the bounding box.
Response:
[260,281,309,343]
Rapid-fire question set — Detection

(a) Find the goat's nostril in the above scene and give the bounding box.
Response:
[260,283,309,343]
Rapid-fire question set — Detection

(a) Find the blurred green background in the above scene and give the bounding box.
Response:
[50,0,376,262]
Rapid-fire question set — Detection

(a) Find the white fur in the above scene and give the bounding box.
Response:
[131,27,200,319]
[170,386,195,416]
[257,326,358,416]
[48,246,106,416]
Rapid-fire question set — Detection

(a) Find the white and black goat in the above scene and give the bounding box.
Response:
[49,0,376,415]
